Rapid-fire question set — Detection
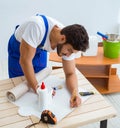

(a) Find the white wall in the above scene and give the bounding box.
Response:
[0,0,120,60]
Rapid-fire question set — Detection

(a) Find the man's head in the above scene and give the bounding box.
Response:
[57,24,89,56]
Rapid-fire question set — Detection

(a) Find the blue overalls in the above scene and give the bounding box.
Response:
[8,15,48,78]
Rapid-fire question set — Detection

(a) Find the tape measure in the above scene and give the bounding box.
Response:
[25,110,57,128]
[41,110,57,124]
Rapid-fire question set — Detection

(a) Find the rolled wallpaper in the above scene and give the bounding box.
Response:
[6,67,52,102]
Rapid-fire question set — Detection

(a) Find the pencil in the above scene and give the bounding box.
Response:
[52,85,63,90]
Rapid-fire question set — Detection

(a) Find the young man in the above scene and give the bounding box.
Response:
[8,14,89,108]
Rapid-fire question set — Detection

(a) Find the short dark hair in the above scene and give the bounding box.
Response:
[61,24,89,52]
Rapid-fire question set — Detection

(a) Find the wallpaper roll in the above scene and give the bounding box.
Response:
[6,67,52,102]
[6,81,29,102]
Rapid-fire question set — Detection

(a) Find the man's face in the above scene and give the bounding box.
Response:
[57,43,78,57]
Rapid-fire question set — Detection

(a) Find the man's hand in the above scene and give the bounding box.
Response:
[70,90,81,108]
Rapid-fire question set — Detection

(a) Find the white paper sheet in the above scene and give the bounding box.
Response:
[8,75,90,122]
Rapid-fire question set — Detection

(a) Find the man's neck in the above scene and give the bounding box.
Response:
[49,25,61,49]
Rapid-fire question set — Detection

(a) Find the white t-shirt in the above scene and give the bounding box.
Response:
[14,15,81,60]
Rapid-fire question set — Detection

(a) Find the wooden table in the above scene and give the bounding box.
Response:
[0,68,117,128]
[49,47,120,94]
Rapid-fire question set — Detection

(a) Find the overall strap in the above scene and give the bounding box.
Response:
[36,14,49,48]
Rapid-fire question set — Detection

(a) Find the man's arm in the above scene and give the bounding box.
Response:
[20,39,38,92]
[62,59,81,107]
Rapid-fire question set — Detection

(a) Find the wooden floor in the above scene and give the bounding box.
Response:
[0,60,120,128]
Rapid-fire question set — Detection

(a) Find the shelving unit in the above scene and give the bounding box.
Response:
[49,47,120,94]
[76,64,119,94]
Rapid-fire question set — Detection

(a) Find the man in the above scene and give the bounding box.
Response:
[8,14,89,108]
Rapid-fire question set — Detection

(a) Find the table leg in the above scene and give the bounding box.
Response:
[100,120,107,128]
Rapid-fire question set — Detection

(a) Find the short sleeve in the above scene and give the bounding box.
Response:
[62,51,81,61]
[22,22,41,48]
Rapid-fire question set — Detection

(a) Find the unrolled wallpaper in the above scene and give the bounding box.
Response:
[6,67,91,122]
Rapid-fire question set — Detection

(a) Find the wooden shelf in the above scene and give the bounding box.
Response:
[76,64,120,94]
[90,75,120,94]
[87,78,109,94]
[76,65,109,78]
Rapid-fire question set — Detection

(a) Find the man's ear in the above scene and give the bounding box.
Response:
[61,35,66,42]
